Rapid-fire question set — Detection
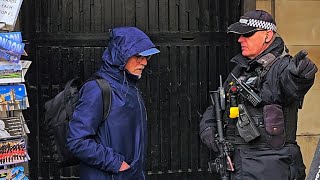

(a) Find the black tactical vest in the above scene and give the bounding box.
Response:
[225,53,298,148]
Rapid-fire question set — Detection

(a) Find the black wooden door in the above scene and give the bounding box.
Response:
[20,0,241,179]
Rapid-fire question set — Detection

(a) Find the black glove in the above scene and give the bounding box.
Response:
[289,50,318,79]
[200,127,218,152]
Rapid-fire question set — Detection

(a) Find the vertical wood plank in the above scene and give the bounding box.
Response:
[198,0,209,31]
[158,46,170,172]
[82,0,91,32]
[179,0,188,31]
[209,0,219,32]
[124,0,135,26]
[158,0,169,31]
[50,0,58,32]
[61,0,68,32]
[168,0,178,31]
[93,48,103,75]
[83,48,94,79]
[189,46,200,171]
[198,45,211,170]
[73,0,80,32]
[114,0,124,27]
[148,0,158,31]
[104,0,113,31]
[92,0,102,32]
[136,0,147,31]
[188,0,200,31]
[169,46,180,171]
[179,46,190,171]
[151,46,161,172]
[39,0,49,32]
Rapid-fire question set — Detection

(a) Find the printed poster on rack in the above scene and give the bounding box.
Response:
[0,137,30,166]
[0,0,24,31]
[0,32,25,63]
[0,116,25,139]
[0,166,29,179]
[0,84,28,111]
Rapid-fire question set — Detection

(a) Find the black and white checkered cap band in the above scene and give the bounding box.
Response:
[239,18,277,31]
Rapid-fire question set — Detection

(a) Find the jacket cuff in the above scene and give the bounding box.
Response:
[110,154,125,173]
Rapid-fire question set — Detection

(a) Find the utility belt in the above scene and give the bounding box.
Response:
[225,103,298,149]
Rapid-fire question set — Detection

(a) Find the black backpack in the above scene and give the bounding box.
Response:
[44,75,111,167]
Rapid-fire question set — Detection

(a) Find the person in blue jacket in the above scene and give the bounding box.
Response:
[67,26,160,180]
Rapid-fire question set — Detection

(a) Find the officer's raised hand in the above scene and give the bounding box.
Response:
[289,50,318,79]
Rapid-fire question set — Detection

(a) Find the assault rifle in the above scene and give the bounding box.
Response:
[208,90,234,180]
[230,73,262,107]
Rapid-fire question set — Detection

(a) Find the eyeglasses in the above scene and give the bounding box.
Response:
[135,55,152,63]
[242,29,266,38]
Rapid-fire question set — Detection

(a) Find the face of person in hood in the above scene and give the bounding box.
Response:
[125,55,149,78]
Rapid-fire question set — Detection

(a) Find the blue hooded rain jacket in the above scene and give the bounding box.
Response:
[67,27,157,180]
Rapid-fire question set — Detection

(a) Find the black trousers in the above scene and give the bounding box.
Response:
[229,144,306,180]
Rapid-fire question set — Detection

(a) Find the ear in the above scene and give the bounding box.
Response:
[265,30,274,43]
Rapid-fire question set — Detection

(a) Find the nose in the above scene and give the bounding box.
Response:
[140,57,148,65]
[238,35,245,43]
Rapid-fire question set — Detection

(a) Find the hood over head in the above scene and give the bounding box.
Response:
[100,27,159,81]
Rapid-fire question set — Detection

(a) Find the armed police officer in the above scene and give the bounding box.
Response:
[199,10,318,180]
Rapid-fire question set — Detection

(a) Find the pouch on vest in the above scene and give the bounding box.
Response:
[263,104,285,149]
[237,104,260,142]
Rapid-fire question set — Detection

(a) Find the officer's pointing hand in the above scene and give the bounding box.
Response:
[289,50,318,79]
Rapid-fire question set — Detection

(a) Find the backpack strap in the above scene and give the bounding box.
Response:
[94,78,112,120]
[64,77,81,119]
[77,75,112,120]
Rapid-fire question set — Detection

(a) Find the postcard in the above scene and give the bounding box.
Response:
[0,32,22,43]
[0,84,29,111]
[0,61,23,84]
[0,32,27,57]
[0,166,28,180]
[0,137,30,166]
[0,116,25,139]
[0,111,30,135]
[0,35,25,58]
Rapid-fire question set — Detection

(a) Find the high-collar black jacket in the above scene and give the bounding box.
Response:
[200,36,317,140]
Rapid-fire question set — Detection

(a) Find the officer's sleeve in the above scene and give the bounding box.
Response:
[279,55,318,100]
[199,105,217,134]
[66,81,124,174]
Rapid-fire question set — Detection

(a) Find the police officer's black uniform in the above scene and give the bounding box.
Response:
[200,16,318,180]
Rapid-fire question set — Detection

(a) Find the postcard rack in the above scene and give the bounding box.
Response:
[0,30,30,180]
